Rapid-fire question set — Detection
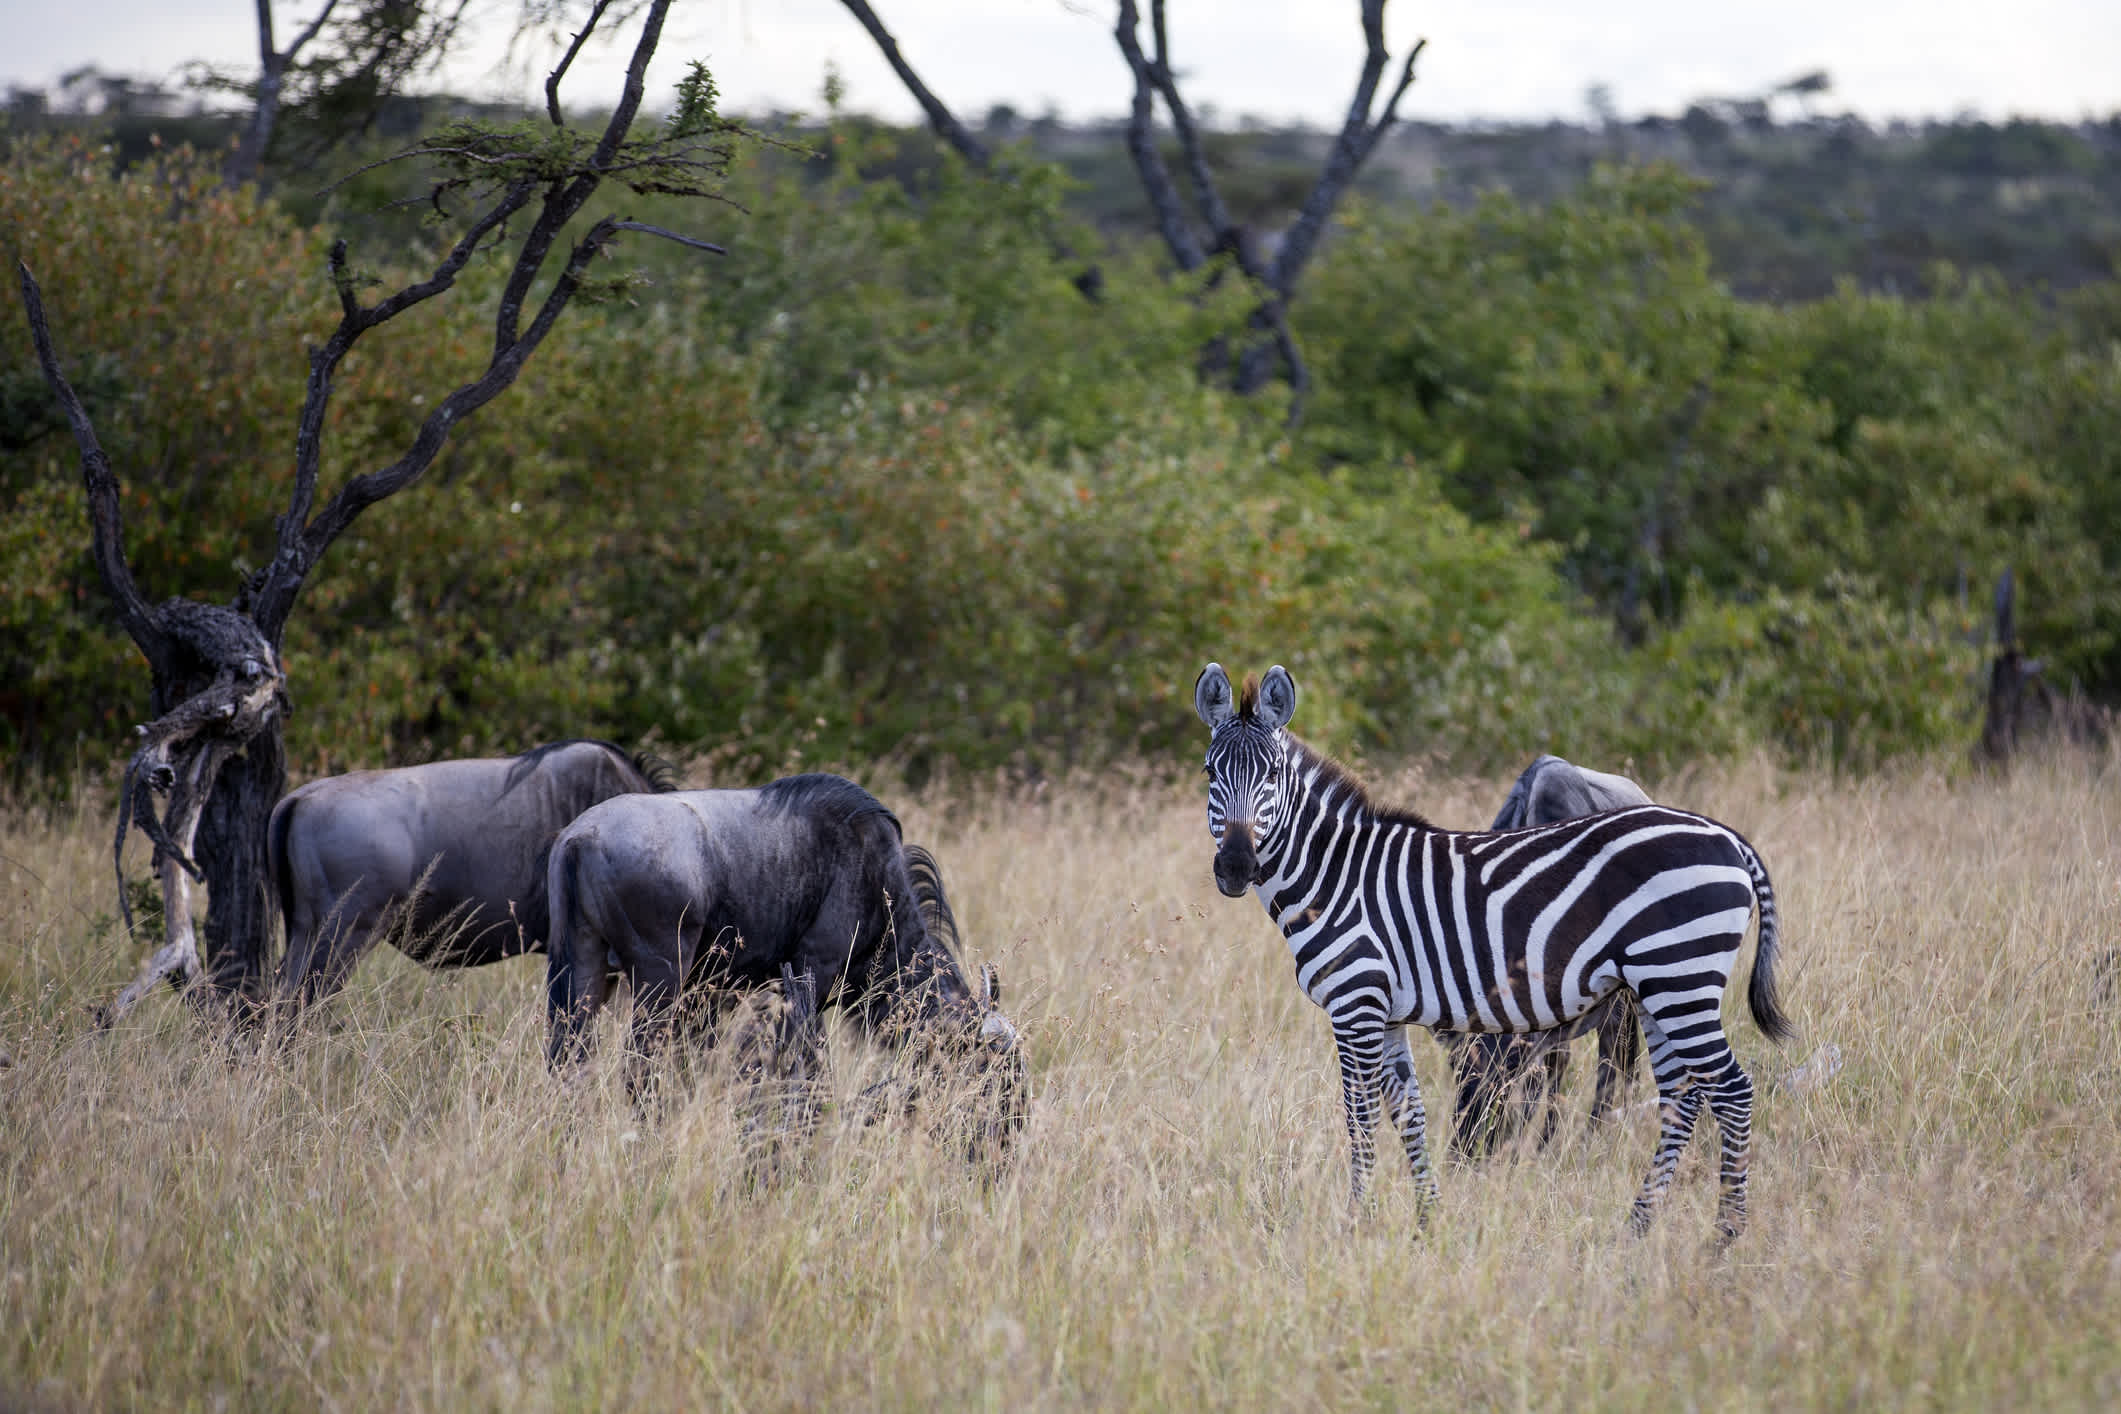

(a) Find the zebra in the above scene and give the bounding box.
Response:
[1195,662,1793,1241]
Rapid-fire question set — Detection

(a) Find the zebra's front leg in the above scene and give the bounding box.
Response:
[1380,1025,1440,1220]
[1332,1021,1386,1209]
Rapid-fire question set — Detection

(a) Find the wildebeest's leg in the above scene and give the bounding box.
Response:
[1332,1021,1386,1208]
[1589,992,1642,1124]
[1529,1046,1569,1150]
[623,936,684,1106]
[1447,1034,1509,1158]
[1626,1003,1705,1236]
[277,888,383,1012]
[1379,1025,1440,1220]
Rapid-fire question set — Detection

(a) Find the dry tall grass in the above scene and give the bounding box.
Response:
[3,757,2119,1409]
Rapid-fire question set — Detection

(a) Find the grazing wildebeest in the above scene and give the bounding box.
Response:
[270,740,674,1006]
[1197,663,1790,1240]
[1445,754,1650,1157]
[545,773,1025,1155]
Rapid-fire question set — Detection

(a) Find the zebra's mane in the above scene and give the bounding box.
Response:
[1286,733,1435,831]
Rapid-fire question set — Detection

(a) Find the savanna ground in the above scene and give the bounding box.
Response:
[3,753,2119,1410]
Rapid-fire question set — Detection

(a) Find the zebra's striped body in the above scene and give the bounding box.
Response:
[1196,663,1792,1241]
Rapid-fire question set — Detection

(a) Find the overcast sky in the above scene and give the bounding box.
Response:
[10,0,2118,128]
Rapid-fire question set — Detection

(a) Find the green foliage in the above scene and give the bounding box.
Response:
[5,123,2112,784]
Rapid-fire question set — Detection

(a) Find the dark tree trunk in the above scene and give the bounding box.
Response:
[192,725,286,997]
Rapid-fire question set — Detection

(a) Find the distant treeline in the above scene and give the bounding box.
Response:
[10,72,2120,301]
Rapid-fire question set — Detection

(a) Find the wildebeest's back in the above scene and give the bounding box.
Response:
[274,741,656,965]
[554,777,915,996]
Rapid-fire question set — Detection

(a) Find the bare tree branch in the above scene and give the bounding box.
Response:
[545,0,617,125]
[1146,0,1242,266]
[251,185,535,634]
[610,220,727,254]
[1267,7,1424,297]
[1114,0,1205,272]
[835,0,990,166]
[227,0,350,188]
[496,0,669,353]
[17,262,166,661]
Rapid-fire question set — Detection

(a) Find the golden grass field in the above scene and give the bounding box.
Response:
[3,753,2119,1410]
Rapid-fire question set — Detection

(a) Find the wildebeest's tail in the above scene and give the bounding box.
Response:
[545,837,591,1066]
[267,792,300,955]
[1735,831,1795,1045]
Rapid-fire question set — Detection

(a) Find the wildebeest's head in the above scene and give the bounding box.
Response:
[882,846,1027,1162]
[1195,662,1298,897]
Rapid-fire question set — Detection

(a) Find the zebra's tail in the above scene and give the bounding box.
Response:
[1735,833,1796,1045]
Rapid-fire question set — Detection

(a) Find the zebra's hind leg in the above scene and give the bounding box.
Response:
[1697,1060,1757,1243]
[1627,1007,1706,1236]
[1380,1025,1440,1220]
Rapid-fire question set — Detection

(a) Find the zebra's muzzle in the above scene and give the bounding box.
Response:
[1214,832,1263,897]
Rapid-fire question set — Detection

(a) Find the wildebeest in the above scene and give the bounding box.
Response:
[270,740,674,1006]
[545,773,1025,1155]
[1445,754,1649,1156]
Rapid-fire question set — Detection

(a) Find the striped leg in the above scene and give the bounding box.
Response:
[1627,1004,1706,1235]
[1332,1022,1385,1206]
[1698,1062,1756,1242]
[1379,1025,1441,1219]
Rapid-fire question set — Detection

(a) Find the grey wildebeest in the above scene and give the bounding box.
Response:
[545,773,1026,1156]
[270,740,674,1007]
[1445,754,1650,1157]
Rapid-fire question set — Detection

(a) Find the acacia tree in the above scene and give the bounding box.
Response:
[837,0,1425,407]
[20,0,747,1021]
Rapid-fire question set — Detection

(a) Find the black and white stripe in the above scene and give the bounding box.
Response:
[1196,662,1793,1241]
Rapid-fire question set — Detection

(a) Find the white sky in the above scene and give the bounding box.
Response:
[7,0,2118,128]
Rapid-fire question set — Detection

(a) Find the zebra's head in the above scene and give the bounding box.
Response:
[1195,662,1297,898]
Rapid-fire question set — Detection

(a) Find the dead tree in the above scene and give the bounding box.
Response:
[839,0,1426,411]
[20,0,746,1024]
[1975,568,2112,768]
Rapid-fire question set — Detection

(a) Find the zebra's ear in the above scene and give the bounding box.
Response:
[1257,665,1298,729]
[1196,663,1235,729]
[979,961,1002,1006]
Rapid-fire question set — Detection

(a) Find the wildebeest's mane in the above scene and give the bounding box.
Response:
[758,772,904,838]
[1287,734,1435,831]
[502,738,677,795]
[903,843,962,969]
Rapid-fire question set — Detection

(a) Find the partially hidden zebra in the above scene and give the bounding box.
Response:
[1195,663,1793,1241]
